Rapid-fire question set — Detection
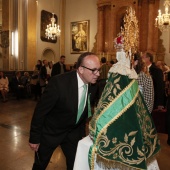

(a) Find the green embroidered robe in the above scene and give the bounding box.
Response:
[89,73,160,170]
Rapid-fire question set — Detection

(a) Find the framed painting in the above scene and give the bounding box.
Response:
[40,10,58,43]
[71,20,89,54]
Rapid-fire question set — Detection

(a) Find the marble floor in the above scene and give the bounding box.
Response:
[0,98,170,170]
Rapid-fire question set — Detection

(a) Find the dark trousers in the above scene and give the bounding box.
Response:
[167,95,170,142]
[15,86,25,99]
[32,135,78,170]
[32,83,41,100]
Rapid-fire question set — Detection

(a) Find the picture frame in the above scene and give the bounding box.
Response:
[71,20,89,54]
[40,10,58,43]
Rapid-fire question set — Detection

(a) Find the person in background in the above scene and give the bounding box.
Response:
[51,55,66,76]
[134,54,154,113]
[167,94,170,146]
[72,62,77,70]
[156,60,170,107]
[167,71,170,145]
[21,72,31,98]
[142,52,164,110]
[48,61,54,76]
[156,60,170,74]
[11,71,25,100]
[29,52,100,170]
[39,59,51,93]
[0,71,9,102]
[97,56,110,101]
[31,60,42,101]
[108,60,115,67]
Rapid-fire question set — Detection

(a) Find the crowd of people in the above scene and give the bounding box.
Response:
[0,71,9,102]
[0,56,67,102]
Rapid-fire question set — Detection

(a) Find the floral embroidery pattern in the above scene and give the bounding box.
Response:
[89,73,160,170]
[95,95,159,167]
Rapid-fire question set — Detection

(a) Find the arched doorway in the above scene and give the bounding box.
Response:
[41,48,55,62]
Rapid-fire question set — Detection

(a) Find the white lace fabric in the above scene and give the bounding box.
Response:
[109,51,138,79]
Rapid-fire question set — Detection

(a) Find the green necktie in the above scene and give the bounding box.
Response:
[76,84,87,123]
[88,93,92,118]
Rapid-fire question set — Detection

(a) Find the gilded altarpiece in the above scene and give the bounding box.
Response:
[95,0,164,61]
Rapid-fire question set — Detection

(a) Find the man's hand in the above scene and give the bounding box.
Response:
[29,143,40,152]
[157,105,164,111]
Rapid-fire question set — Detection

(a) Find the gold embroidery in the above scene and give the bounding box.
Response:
[91,95,159,169]
[89,74,136,135]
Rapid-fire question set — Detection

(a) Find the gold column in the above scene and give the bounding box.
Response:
[152,0,159,53]
[2,0,9,70]
[59,0,65,55]
[103,5,111,53]
[27,0,37,70]
[97,6,104,53]
[110,4,116,54]
[18,0,26,70]
[147,1,155,52]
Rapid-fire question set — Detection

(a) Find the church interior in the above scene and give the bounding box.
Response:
[0,0,170,169]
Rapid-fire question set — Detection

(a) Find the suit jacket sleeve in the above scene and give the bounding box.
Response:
[29,80,59,143]
[51,63,60,76]
[29,71,80,144]
[150,66,164,106]
[40,66,47,80]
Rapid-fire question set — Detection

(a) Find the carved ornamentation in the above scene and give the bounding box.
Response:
[0,30,9,48]
[122,7,139,55]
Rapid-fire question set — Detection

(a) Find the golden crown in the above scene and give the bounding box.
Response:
[114,7,139,56]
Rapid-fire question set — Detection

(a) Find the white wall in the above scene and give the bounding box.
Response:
[35,0,97,65]
[64,0,97,65]
[36,0,61,63]
[159,0,170,66]
[35,0,170,66]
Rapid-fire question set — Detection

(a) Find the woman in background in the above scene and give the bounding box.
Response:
[134,54,154,113]
[0,71,9,102]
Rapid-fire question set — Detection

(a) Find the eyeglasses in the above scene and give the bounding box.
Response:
[81,66,101,75]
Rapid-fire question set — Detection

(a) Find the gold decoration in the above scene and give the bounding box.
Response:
[155,0,170,32]
[114,7,139,58]
[123,7,139,56]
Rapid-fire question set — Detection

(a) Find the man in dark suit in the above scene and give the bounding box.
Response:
[167,71,170,145]
[97,56,110,101]
[11,71,25,100]
[142,52,164,109]
[29,52,101,170]
[51,55,67,76]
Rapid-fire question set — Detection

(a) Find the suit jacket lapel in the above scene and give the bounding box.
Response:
[70,71,79,118]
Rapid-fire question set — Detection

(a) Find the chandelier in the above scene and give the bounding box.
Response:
[45,13,61,40]
[155,0,170,31]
